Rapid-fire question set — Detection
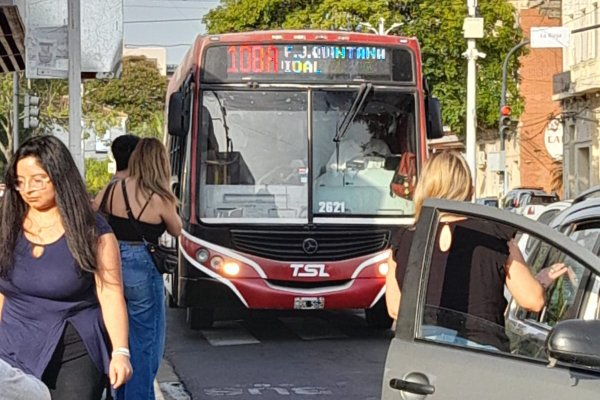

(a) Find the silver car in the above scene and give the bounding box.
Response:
[382,199,600,399]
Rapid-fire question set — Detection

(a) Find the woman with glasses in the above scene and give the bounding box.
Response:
[0,135,132,399]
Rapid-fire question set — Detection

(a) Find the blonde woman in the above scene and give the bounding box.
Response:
[385,151,549,351]
[95,137,182,399]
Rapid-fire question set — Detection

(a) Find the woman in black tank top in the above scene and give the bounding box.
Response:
[94,138,182,400]
[385,151,548,350]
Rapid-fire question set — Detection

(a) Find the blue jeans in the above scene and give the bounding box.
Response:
[116,242,165,400]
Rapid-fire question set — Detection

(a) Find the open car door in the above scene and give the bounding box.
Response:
[381,199,600,400]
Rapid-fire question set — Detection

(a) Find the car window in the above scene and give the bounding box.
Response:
[522,209,561,255]
[519,193,531,207]
[413,214,599,365]
[530,195,559,206]
[503,195,515,209]
[537,209,560,225]
[507,222,600,360]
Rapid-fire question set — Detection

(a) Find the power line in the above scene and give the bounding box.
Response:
[124,17,203,24]
[125,43,191,47]
[125,4,211,9]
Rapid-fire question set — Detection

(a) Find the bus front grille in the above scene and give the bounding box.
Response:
[230,229,390,261]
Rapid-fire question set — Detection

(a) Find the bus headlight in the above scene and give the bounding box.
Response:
[378,262,389,277]
[210,256,224,270]
[195,249,209,263]
[223,261,240,276]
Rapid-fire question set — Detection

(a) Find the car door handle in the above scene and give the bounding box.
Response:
[389,378,435,395]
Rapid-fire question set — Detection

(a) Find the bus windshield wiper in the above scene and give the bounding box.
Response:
[211,91,233,153]
[333,83,372,143]
[332,83,372,170]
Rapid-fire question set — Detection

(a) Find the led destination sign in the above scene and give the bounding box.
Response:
[202,44,413,82]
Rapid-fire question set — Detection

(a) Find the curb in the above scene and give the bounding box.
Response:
[156,359,191,400]
[154,380,165,400]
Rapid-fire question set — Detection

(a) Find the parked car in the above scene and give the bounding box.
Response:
[502,186,552,212]
[516,193,561,217]
[475,196,499,207]
[381,198,600,400]
[517,200,572,260]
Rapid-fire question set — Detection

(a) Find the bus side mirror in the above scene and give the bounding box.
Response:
[168,91,190,137]
[426,97,444,139]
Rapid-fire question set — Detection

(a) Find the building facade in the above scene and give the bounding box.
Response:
[477,0,563,199]
[553,0,600,198]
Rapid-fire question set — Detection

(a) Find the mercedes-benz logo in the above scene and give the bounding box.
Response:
[302,238,319,255]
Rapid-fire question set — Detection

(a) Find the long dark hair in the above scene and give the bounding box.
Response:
[0,135,98,276]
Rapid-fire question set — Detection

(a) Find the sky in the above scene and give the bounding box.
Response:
[123,0,221,65]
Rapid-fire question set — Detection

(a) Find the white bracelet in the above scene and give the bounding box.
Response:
[112,347,131,358]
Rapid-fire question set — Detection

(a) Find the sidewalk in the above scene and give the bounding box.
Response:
[155,359,190,400]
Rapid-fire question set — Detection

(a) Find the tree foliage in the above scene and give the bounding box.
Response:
[85,158,112,196]
[86,56,167,137]
[204,0,525,136]
[0,56,166,176]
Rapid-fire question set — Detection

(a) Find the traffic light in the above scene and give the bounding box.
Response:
[499,104,511,139]
[24,94,40,129]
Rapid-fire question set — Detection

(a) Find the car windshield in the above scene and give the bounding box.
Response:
[198,89,418,223]
[529,195,559,205]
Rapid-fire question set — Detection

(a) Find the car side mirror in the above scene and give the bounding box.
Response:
[547,319,600,368]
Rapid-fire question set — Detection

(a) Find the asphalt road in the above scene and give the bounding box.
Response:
[162,307,394,400]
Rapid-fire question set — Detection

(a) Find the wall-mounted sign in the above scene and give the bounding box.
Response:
[544,118,563,160]
[530,27,570,49]
[25,0,123,79]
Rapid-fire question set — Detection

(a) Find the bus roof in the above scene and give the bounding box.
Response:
[168,30,421,94]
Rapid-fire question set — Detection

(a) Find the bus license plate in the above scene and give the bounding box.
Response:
[294,297,324,310]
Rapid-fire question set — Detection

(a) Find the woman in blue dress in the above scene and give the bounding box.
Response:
[0,135,132,399]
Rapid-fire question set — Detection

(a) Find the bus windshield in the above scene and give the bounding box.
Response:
[199,88,417,223]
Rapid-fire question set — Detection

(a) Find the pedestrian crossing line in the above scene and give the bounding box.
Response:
[280,317,348,340]
[200,321,261,346]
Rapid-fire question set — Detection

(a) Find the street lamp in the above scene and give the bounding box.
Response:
[358,18,403,35]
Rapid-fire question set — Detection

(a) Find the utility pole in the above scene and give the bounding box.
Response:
[463,0,485,194]
[12,73,19,152]
[68,0,83,175]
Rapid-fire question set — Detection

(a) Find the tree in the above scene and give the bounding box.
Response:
[85,56,167,138]
[85,158,112,196]
[203,0,525,136]
[0,56,166,176]
[0,73,17,175]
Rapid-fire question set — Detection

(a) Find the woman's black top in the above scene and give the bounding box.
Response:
[108,214,166,244]
[393,219,515,351]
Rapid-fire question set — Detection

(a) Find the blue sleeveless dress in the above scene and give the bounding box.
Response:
[0,214,112,379]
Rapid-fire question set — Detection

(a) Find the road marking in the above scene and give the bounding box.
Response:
[280,317,347,340]
[201,321,260,346]
[203,383,333,396]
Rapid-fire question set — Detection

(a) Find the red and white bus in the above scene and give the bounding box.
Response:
[164,30,443,329]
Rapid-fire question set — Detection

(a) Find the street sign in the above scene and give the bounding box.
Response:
[530,27,570,49]
[544,118,563,160]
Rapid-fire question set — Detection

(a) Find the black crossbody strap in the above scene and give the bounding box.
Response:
[121,179,148,242]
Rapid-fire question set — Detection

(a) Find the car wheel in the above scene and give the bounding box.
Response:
[186,307,214,330]
[365,298,393,329]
